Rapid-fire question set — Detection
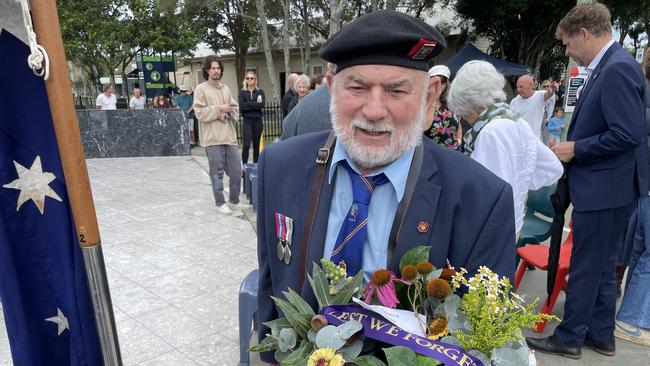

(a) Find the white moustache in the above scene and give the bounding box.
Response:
[351,119,394,133]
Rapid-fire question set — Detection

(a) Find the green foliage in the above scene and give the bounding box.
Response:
[281,341,314,365]
[307,262,333,309]
[449,268,558,356]
[383,346,417,366]
[399,246,430,271]
[315,321,362,349]
[353,355,388,366]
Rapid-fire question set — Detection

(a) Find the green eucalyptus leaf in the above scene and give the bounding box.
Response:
[275,348,290,362]
[284,288,316,316]
[448,313,470,333]
[339,338,364,360]
[443,294,461,317]
[426,268,443,282]
[383,346,417,366]
[307,329,318,343]
[468,350,490,366]
[249,335,278,352]
[353,355,388,366]
[281,342,314,366]
[490,344,529,366]
[416,354,442,366]
[278,328,297,352]
[440,335,461,347]
[264,318,292,337]
[399,246,431,271]
[315,325,347,350]
[337,320,363,339]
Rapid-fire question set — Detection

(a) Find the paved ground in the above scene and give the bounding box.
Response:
[1,153,648,365]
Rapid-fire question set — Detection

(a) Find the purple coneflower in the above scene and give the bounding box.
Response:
[364,269,410,308]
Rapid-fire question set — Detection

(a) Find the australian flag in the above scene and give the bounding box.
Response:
[0,10,102,366]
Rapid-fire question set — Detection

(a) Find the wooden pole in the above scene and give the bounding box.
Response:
[30,2,122,364]
[30,0,100,248]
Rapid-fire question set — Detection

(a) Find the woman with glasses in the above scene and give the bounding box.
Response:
[238,71,266,164]
[423,65,462,150]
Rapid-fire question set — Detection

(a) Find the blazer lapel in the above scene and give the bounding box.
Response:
[389,147,441,270]
[569,43,619,135]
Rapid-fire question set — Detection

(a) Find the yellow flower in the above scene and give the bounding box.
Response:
[427,317,449,340]
[307,348,345,366]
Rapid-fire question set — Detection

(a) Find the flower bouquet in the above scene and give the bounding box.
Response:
[251,246,556,365]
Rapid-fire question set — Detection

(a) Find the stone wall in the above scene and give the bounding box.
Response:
[77,109,190,158]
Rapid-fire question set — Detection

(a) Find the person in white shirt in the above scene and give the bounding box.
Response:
[95,84,117,110]
[129,87,146,109]
[509,75,558,139]
[448,60,563,235]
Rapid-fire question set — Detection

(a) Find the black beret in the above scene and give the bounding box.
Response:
[319,10,447,72]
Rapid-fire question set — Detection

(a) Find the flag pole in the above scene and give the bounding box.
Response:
[29,2,122,365]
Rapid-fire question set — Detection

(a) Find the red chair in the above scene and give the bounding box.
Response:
[514,225,573,332]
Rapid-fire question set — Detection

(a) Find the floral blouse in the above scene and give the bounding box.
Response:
[424,109,460,149]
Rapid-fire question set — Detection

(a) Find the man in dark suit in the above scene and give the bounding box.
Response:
[257,10,516,364]
[527,2,648,359]
[281,73,298,119]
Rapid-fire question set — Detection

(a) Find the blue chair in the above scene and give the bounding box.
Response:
[516,184,556,266]
[249,172,258,211]
[243,164,256,199]
[239,269,259,366]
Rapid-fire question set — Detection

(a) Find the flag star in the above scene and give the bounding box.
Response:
[45,308,69,336]
[2,156,62,214]
[0,0,30,46]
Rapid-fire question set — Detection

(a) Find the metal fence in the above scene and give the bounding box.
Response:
[235,101,284,144]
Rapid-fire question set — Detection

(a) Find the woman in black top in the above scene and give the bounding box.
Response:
[238,71,266,163]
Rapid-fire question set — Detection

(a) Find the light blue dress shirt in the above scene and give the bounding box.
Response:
[323,142,414,282]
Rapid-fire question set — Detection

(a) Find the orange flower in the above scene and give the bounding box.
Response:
[427,278,451,299]
[416,262,434,275]
[401,265,418,281]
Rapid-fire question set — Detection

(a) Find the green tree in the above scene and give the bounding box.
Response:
[449,0,575,79]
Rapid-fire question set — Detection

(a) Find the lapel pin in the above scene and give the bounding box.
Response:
[417,221,430,233]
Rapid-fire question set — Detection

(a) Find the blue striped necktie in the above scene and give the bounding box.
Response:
[331,162,389,276]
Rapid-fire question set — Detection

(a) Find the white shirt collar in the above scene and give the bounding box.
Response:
[586,39,615,74]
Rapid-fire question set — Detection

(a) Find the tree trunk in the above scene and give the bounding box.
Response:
[301,0,311,76]
[254,0,281,103]
[282,0,291,90]
[235,47,248,92]
[386,0,399,11]
[371,0,378,11]
[329,0,343,37]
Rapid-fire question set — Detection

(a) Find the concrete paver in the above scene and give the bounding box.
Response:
[1,154,648,365]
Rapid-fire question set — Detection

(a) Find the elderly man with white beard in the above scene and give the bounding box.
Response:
[255,10,516,364]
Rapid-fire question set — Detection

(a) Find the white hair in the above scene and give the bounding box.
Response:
[447,60,507,118]
[293,74,311,92]
[329,73,428,170]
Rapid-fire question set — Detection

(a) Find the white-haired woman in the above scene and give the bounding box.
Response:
[287,74,311,114]
[448,60,563,236]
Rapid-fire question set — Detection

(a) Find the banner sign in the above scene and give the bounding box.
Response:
[322,305,483,366]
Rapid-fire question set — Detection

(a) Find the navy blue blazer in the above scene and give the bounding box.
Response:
[567,43,648,211]
[256,131,516,362]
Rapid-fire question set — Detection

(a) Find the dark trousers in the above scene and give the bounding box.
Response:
[242,117,263,164]
[555,202,635,346]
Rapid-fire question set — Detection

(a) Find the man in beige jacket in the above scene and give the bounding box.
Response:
[193,55,243,215]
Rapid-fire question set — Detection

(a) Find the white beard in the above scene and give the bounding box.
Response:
[330,91,426,171]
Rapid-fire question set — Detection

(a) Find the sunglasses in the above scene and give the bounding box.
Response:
[542,85,550,88]
[246,77,255,80]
